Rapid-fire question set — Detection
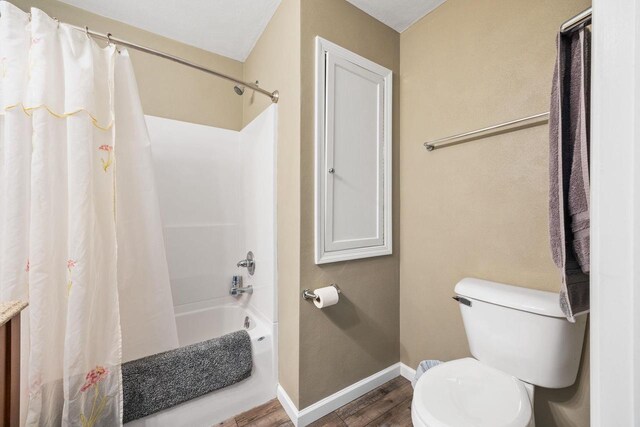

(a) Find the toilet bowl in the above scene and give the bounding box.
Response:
[411,278,587,427]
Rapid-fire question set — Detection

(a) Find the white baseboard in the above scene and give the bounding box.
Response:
[277,363,403,426]
[277,384,301,426]
[400,363,416,382]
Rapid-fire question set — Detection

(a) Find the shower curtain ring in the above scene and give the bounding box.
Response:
[84,26,90,38]
[106,33,119,53]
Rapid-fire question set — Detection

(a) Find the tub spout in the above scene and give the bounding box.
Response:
[230,286,253,296]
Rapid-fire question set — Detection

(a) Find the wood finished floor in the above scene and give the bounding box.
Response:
[218,376,413,427]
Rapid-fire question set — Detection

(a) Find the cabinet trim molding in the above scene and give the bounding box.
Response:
[314,36,393,264]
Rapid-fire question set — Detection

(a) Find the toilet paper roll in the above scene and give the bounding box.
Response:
[313,286,340,308]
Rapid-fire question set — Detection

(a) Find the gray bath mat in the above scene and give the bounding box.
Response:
[122,330,252,423]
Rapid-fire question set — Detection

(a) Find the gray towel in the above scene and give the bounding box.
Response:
[122,330,252,423]
[549,28,591,322]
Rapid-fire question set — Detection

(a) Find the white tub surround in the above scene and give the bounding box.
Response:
[147,116,242,307]
[239,106,278,323]
[147,105,277,323]
[137,105,278,426]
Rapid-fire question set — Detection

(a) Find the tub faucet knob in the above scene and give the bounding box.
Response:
[232,275,243,288]
[230,275,253,296]
[236,251,255,275]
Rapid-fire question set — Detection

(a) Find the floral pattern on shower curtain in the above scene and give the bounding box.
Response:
[0,3,179,425]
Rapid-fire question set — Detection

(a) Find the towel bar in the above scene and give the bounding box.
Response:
[424,112,549,152]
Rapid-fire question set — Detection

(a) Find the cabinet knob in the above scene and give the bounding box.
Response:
[328,168,335,174]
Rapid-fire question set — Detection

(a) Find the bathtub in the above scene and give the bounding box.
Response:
[125,302,277,427]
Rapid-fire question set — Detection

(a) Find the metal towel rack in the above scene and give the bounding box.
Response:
[424,112,550,151]
[423,7,591,152]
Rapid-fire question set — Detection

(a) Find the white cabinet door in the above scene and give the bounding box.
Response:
[315,37,392,264]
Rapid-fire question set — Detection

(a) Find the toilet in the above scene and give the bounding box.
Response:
[411,278,587,427]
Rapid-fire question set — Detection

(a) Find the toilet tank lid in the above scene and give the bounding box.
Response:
[455,278,566,318]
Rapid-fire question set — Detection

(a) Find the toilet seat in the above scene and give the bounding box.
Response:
[412,358,532,427]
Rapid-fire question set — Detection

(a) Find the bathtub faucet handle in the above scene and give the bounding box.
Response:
[236,251,255,275]
[232,275,243,288]
[230,275,253,297]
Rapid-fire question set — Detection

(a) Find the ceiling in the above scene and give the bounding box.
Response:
[345,0,446,33]
[57,0,281,62]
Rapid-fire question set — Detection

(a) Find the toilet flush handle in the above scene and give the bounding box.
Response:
[452,296,472,307]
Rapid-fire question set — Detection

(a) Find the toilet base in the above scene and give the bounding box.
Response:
[524,382,536,427]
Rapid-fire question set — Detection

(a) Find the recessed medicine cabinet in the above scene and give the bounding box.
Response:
[314,37,393,264]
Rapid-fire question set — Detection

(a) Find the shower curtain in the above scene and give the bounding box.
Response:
[0,3,178,425]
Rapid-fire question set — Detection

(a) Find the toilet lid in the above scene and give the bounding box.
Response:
[413,358,532,427]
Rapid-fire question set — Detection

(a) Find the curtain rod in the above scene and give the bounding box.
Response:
[62,22,279,103]
[423,7,591,152]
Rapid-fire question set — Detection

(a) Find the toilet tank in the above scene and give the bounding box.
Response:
[455,278,587,389]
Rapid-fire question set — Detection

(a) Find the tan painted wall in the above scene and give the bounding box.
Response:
[13,0,244,130]
[243,0,303,406]
[298,0,401,409]
[399,0,590,426]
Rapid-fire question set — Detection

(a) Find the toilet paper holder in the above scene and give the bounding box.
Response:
[302,284,341,301]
